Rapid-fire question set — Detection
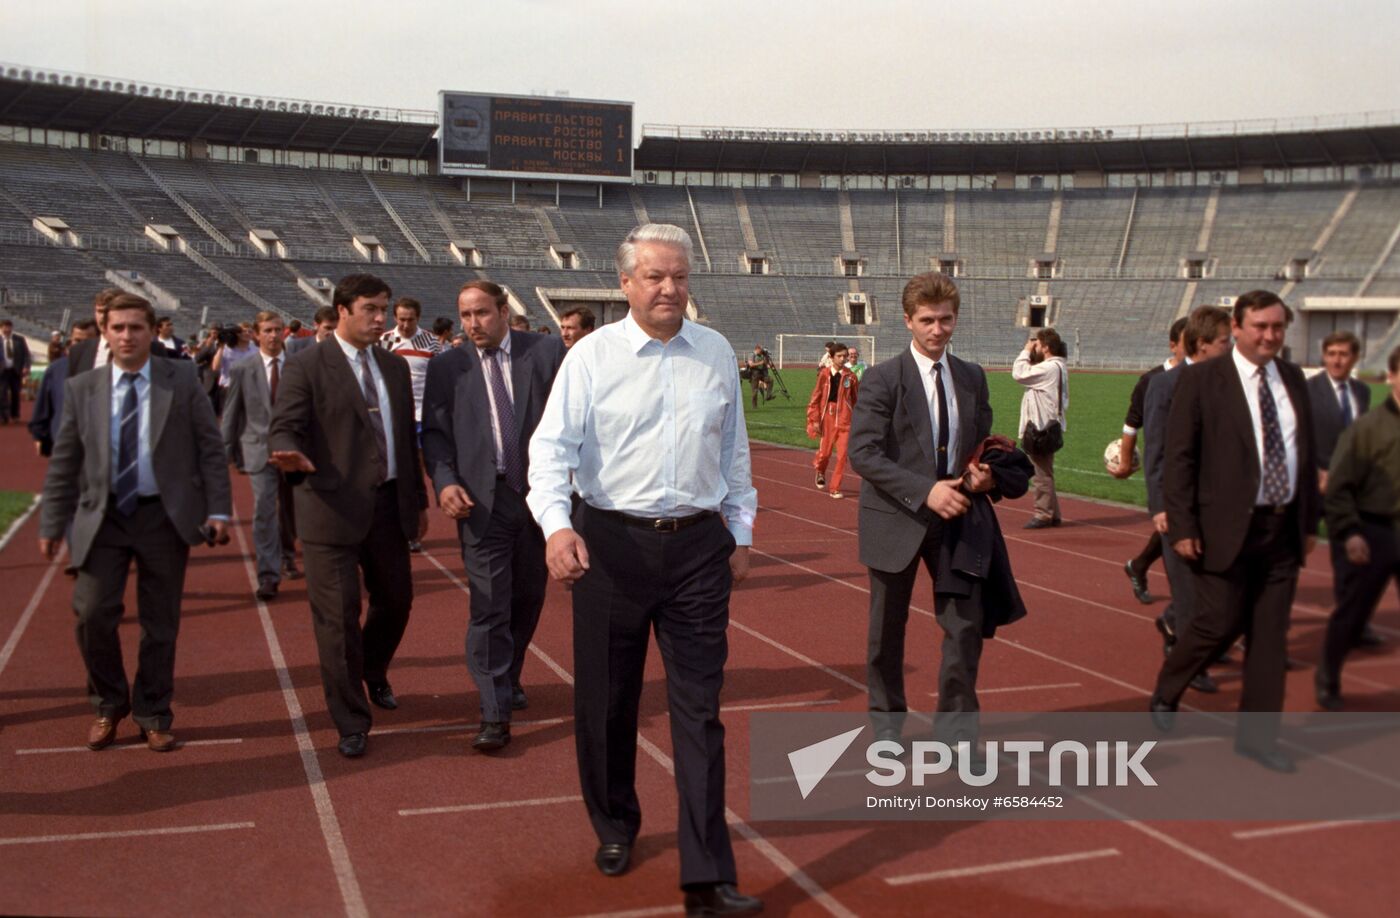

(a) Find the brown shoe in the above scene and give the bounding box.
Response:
[87,716,121,751]
[141,728,176,752]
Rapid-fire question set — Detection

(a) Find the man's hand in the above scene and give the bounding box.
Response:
[1153,512,1168,535]
[1317,470,1329,494]
[38,537,60,560]
[1304,535,1317,557]
[546,529,590,584]
[730,546,751,584]
[1173,538,1201,561]
[439,484,474,520]
[962,462,994,494]
[1345,533,1370,566]
[925,480,971,519]
[417,509,429,541]
[806,424,819,440]
[1111,436,1136,479]
[268,450,315,473]
[203,519,229,546]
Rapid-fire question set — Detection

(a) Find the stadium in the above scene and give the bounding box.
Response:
[2,45,1399,918]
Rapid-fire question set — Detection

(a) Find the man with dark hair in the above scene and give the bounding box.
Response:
[1013,327,1069,529]
[223,310,297,601]
[1307,329,1379,646]
[287,306,339,356]
[1142,306,1234,692]
[380,297,443,431]
[1316,344,1400,709]
[744,344,772,408]
[1117,316,1189,602]
[154,316,187,359]
[30,319,97,456]
[0,318,30,424]
[423,279,566,751]
[528,224,761,915]
[38,294,230,752]
[508,314,531,333]
[268,273,429,759]
[68,288,174,376]
[1151,290,1320,772]
[431,316,455,349]
[558,305,596,349]
[850,271,997,749]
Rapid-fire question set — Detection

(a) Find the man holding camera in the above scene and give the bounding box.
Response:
[1013,329,1069,529]
[745,345,772,408]
[38,294,230,753]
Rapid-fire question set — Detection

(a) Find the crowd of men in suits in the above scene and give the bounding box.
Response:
[25,220,1400,914]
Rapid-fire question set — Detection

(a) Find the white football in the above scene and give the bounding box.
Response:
[1103,438,1141,475]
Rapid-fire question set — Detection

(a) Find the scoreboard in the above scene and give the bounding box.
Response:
[439,91,633,182]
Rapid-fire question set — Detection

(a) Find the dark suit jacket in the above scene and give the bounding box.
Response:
[1164,355,1320,573]
[2,332,31,376]
[421,331,566,546]
[28,356,68,456]
[267,336,427,546]
[68,337,173,377]
[1306,371,1370,469]
[1142,363,1185,515]
[39,357,231,567]
[285,335,320,357]
[849,348,993,573]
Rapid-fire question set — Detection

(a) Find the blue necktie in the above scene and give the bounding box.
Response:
[1338,382,1353,427]
[114,372,141,516]
[483,347,524,492]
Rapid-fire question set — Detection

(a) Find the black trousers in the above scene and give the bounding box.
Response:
[0,367,21,420]
[1319,522,1400,692]
[571,503,737,888]
[1155,508,1300,748]
[460,484,547,723]
[73,499,190,731]
[1132,530,1164,573]
[302,482,413,736]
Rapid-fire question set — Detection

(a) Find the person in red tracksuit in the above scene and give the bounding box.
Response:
[807,342,860,499]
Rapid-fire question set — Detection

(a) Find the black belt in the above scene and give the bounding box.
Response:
[588,505,717,533]
[110,493,160,506]
[1253,503,1289,515]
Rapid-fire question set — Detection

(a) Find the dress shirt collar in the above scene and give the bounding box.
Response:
[1232,346,1277,384]
[110,357,152,386]
[620,313,694,353]
[334,331,371,364]
[908,341,949,379]
[475,330,513,360]
[261,350,284,370]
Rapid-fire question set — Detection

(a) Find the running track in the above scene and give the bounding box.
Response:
[1,412,1397,917]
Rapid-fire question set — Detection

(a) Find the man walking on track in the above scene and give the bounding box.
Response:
[528,224,762,917]
[39,293,230,753]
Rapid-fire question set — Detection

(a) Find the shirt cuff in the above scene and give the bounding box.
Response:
[538,505,575,541]
[1122,425,1138,436]
[207,514,231,523]
[728,521,753,547]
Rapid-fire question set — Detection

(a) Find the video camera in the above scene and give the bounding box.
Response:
[214,325,243,348]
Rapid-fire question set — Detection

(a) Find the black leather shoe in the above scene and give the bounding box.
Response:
[1024,517,1054,530]
[511,684,528,711]
[367,681,398,710]
[1235,743,1296,773]
[594,842,631,877]
[255,577,278,601]
[338,732,367,758]
[684,883,763,917]
[1354,625,1385,649]
[1124,560,1153,604]
[1316,683,1343,712]
[1154,616,1176,659]
[472,721,510,752]
[1149,696,1177,733]
[1051,516,1063,527]
[1188,670,1219,694]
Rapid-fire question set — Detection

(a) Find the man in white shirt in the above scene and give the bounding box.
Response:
[1012,328,1069,528]
[379,296,443,429]
[527,224,761,917]
[223,311,297,600]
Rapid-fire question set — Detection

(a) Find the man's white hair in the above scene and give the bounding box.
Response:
[616,223,694,276]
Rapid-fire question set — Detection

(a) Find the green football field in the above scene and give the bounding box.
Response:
[744,366,1391,507]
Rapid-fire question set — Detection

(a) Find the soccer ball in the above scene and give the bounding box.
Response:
[1103,439,1141,476]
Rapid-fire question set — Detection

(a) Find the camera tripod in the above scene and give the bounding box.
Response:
[759,349,790,401]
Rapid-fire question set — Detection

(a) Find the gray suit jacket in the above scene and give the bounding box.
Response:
[39,357,231,567]
[1307,371,1370,470]
[285,335,320,357]
[848,348,993,573]
[221,352,280,473]
[421,331,566,546]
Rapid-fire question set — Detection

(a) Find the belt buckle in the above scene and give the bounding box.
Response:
[653,517,679,533]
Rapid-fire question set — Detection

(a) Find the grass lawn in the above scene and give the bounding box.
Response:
[744,365,1391,508]
[0,490,35,537]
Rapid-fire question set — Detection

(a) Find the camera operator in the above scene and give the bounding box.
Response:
[211,323,258,415]
[745,344,773,408]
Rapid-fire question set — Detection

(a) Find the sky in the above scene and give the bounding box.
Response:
[1,0,1398,134]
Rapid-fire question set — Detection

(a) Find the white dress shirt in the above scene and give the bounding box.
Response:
[1231,348,1298,506]
[908,343,961,476]
[261,351,285,394]
[475,333,516,475]
[109,360,156,497]
[94,337,111,369]
[527,314,757,545]
[336,333,398,482]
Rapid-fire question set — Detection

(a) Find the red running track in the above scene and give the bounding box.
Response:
[1,410,1397,917]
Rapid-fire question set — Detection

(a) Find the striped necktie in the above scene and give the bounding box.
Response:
[114,372,141,516]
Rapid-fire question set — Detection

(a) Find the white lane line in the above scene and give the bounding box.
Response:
[0,821,256,846]
[566,906,683,918]
[231,515,368,918]
[0,544,66,681]
[374,716,568,737]
[0,493,41,554]
[421,550,858,918]
[930,682,1081,698]
[1233,816,1400,840]
[15,738,244,755]
[399,795,583,817]
[723,699,841,712]
[885,847,1121,885]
